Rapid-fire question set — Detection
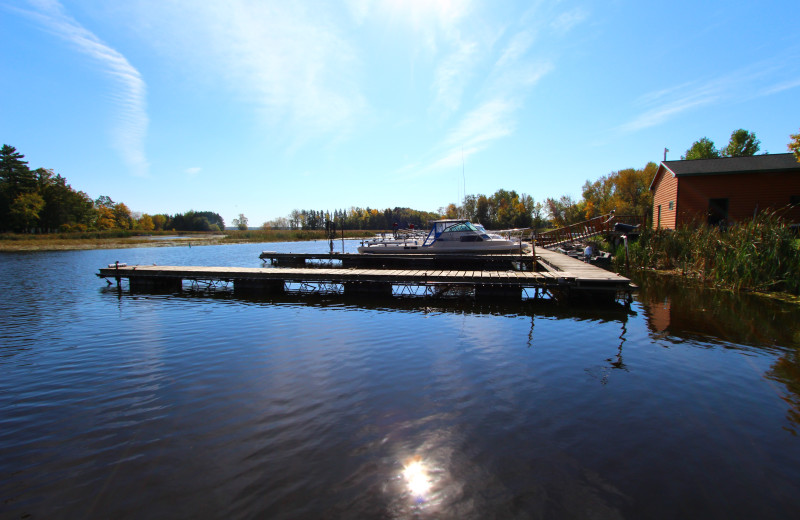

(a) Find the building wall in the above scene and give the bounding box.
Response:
[651,168,679,229]
[675,171,800,227]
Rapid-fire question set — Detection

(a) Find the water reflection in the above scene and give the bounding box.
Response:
[766,349,800,433]
[637,272,800,433]
[6,247,800,518]
[636,272,800,349]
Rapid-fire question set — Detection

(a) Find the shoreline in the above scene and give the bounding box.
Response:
[0,236,233,252]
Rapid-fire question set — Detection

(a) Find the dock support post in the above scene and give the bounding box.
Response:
[129,276,182,293]
[475,284,522,301]
[234,279,285,296]
[343,281,392,297]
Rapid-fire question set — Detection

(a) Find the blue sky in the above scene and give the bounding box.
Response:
[2,0,799,226]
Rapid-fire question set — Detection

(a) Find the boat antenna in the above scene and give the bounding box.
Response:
[461,146,466,216]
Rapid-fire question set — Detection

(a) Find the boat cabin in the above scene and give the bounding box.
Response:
[424,219,490,245]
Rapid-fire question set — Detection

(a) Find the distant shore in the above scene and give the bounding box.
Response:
[0,229,373,252]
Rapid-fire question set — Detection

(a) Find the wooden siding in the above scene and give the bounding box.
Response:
[651,166,679,229]
[675,171,800,226]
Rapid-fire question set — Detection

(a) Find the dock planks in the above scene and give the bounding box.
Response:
[99,250,634,303]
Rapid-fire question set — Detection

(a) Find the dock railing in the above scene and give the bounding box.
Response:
[535,214,644,249]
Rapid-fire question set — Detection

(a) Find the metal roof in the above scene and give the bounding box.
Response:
[662,153,799,176]
[650,153,799,190]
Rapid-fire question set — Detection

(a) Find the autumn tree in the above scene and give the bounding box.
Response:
[9,192,45,232]
[789,129,800,162]
[582,163,656,219]
[545,195,584,227]
[137,214,155,231]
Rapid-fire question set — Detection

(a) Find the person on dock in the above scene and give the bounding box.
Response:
[584,244,593,262]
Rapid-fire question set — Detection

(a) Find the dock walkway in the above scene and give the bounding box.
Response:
[98,250,633,303]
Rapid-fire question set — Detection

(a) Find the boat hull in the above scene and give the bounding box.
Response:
[357,241,526,255]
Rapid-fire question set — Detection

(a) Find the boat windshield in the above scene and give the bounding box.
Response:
[441,222,478,234]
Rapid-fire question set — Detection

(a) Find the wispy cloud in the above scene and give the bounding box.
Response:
[550,8,589,34]
[617,81,722,133]
[184,167,201,176]
[407,2,564,177]
[617,57,800,134]
[759,77,800,96]
[432,40,478,114]
[433,98,517,167]
[20,0,149,176]
[123,1,366,150]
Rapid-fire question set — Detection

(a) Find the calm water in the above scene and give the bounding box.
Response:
[2,241,800,519]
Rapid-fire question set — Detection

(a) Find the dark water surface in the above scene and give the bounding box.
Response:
[2,242,800,519]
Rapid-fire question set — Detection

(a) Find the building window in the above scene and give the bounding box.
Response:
[668,200,674,211]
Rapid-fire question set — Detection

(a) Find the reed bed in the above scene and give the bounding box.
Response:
[620,213,800,294]
[0,228,377,251]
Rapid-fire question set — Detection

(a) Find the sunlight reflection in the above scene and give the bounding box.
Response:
[402,455,432,501]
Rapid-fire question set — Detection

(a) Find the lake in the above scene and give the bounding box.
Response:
[2,241,799,519]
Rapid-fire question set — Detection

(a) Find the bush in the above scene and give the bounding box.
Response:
[626,212,800,294]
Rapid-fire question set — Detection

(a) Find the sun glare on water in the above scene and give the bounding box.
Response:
[402,456,432,500]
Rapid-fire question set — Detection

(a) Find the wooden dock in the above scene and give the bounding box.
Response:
[98,250,634,304]
[259,250,535,269]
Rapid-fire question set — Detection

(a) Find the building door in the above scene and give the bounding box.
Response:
[708,198,728,226]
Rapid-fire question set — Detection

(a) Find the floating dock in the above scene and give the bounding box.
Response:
[259,250,536,269]
[98,249,634,304]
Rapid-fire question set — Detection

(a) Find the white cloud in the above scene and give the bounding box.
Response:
[21,0,149,177]
[120,1,366,149]
[432,40,478,114]
[401,98,516,176]
[184,167,201,176]
[759,77,800,96]
[550,8,589,34]
[618,83,720,133]
[617,58,800,134]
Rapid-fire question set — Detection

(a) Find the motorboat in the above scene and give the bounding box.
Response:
[357,219,527,254]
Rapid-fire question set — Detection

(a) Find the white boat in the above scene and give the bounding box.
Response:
[357,219,527,254]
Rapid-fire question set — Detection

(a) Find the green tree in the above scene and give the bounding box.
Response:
[0,145,35,231]
[151,214,168,230]
[682,137,720,160]
[789,129,800,162]
[10,192,45,232]
[0,144,35,194]
[722,129,760,157]
[232,213,249,230]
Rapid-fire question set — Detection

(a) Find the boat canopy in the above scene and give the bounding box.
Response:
[423,219,490,246]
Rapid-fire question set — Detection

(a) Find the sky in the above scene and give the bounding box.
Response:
[2,0,799,226]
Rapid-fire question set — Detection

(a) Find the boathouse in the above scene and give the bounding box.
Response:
[649,153,800,229]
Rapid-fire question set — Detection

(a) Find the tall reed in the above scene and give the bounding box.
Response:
[620,211,800,294]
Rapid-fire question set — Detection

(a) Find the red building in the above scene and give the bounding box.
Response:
[649,153,800,229]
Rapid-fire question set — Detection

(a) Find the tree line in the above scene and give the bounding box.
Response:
[267,127,784,232]
[5,127,796,234]
[0,144,224,233]
[264,207,442,231]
